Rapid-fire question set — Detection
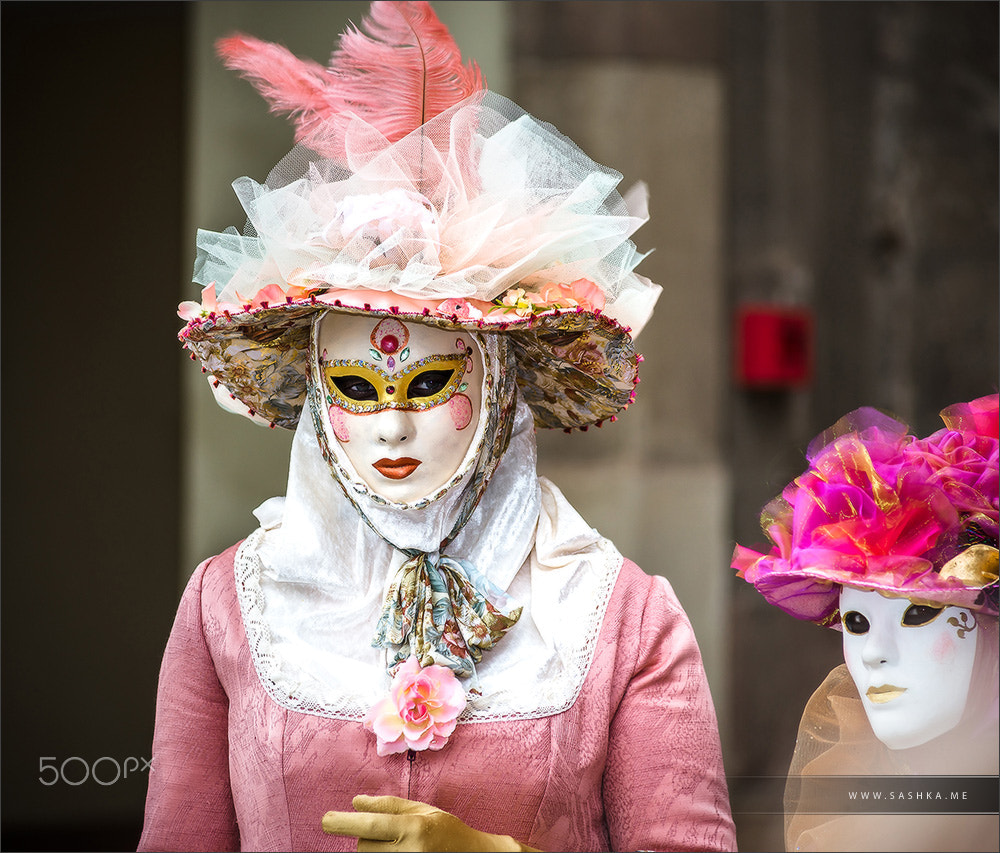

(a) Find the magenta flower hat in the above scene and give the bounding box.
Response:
[178,1,661,432]
[732,395,999,627]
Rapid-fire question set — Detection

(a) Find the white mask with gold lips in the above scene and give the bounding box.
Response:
[840,586,979,750]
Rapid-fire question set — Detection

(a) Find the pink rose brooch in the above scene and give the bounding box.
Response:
[364,656,467,756]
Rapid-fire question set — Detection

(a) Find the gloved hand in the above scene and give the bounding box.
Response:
[321,794,540,852]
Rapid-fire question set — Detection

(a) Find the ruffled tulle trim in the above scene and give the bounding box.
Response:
[182,93,659,337]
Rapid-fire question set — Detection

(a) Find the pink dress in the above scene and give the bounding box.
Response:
[139,544,735,852]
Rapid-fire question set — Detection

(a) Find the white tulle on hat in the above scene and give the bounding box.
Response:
[193,94,656,326]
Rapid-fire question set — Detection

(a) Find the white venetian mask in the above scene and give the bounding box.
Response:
[840,586,979,750]
[313,313,483,504]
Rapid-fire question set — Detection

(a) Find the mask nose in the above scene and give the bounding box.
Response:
[861,621,898,668]
[376,408,411,445]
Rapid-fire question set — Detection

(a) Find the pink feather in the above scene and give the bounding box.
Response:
[215,1,485,160]
[216,35,335,144]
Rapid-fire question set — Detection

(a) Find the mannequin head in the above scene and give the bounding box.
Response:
[315,313,483,503]
[840,586,979,750]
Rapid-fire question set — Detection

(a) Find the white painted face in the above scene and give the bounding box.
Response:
[315,313,483,503]
[840,586,978,750]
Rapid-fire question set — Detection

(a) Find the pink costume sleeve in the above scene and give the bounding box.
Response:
[138,559,240,853]
[603,568,736,852]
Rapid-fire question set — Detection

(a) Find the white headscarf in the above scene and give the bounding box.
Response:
[234,324,624,721]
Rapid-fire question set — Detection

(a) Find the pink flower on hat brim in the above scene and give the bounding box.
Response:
[435,298,485,320]
[363,656,467,757]
[538,278,607,313]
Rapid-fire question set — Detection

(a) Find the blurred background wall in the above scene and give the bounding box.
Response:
[2,2,996,851]
[2,4,186,851]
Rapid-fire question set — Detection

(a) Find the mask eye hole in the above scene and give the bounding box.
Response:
[843,611,870,635]
[901,604,943,627]
[332,375,378,401]
[407,369,454,399]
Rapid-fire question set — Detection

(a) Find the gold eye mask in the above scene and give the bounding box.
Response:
[322,353,468,413]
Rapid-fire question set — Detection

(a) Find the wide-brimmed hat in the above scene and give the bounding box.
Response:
[732,395,999,626]
[179,1,660,431]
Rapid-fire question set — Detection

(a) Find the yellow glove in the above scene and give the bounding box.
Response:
[321,794,540,852]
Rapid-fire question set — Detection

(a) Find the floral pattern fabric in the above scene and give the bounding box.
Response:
[182,305,314,428]
[509,313,637,429]
[373,554,522,684]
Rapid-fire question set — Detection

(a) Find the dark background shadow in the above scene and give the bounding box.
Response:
[2,3,186,850]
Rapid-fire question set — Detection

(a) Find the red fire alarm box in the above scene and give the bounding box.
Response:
[734,304,813,389]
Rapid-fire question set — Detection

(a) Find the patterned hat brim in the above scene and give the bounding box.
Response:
[179,296,640,431]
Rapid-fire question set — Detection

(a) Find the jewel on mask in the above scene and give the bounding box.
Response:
[371,318,409,357]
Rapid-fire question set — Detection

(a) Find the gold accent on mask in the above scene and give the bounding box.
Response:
[946,611,976,640]
[939,544,999,588]
[866,685,907,704]
[323,353,467,414]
